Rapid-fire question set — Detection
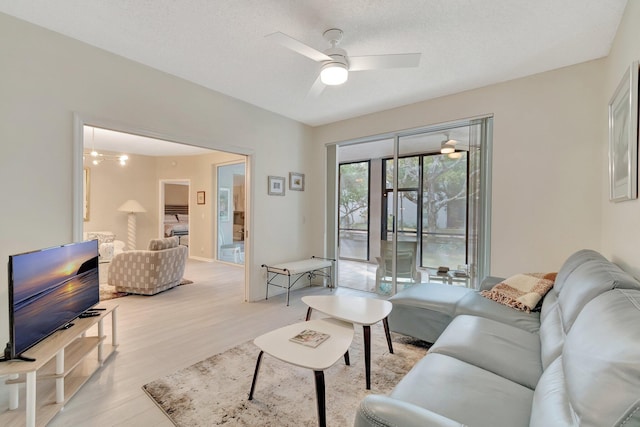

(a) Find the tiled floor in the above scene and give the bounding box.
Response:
[337,259,378,293]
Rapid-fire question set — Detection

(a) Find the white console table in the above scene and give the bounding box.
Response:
[0,304,118,427]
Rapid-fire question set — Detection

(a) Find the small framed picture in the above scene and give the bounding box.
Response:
[268,176,285,196]
[218,188,230,222]
[197,191,206,205]
[289,172,305,191]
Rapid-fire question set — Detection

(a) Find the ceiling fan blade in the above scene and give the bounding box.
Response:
[349,53,421,71]
[306,74,326,98]
[266,32,332,62]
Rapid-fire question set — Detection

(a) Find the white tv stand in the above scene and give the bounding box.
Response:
[0,304,118,427]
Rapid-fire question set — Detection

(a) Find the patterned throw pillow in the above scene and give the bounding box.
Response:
[148,237,179,251]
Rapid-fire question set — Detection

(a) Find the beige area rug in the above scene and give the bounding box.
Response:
[100,279,194,301]
[143,325,429,426]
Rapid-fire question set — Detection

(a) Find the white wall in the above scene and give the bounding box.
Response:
[85,150,245,258]
[164,184,188,205]
[313,60,605,278]
[0,13,315,347]
[84,153,158,250]
[155,152,245,259]
[601,0,640,278]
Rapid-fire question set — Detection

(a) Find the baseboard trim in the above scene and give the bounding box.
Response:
[189,256,215,262]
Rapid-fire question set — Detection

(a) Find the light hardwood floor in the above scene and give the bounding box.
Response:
[0,259,370,426]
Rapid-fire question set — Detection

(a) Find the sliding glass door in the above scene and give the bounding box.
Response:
[332,117,491,295]
[394,121,486,291]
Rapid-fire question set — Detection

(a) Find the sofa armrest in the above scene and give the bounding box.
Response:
[354,395,465,427]
[479,275,505,291]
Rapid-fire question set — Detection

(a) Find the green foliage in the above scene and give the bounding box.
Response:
[385,154,467,232]
[339,162,369,229]
[422,154,467,232]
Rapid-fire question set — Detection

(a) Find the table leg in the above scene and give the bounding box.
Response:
[343,350,350,366]
[112,307,118,346]
[305,307,313,321]
[382,317,394,354]
[313,370,326,427]
[26,370,36,427]
[363,325,371,390]
[248,351,264,400]
[8,374,19,410]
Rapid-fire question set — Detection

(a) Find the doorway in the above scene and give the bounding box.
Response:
[73,116,252,301]
[160,180,190,250]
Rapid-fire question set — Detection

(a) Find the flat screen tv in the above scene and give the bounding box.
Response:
[5,240,99,361]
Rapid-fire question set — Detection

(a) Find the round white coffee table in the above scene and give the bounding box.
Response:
[302,295,393,390]
[249,318,354,427]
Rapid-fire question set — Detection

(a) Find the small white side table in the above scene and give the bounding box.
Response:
[302,295,393,390]
[249,318,353,427]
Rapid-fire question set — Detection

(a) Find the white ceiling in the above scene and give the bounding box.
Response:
[83,126,212,156]
[0,0,627,127]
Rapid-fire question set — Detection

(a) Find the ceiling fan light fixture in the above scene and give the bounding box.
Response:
[441,140,456,154]
[320,62,348,85]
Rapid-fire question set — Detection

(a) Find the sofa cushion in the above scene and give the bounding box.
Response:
[391,353,533,427]
[388,283,472,343]
[531,289,640,427]
[557,258,640,332]
[538,291,564,369]
[390,283,472,312]
[429,315,542,389]
[539,254,640,371]
[552,249,606,292]
[355,395,465,427]
[148,236,179,251]
[454,291,541,333]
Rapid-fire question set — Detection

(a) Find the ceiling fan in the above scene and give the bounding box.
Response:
[440,133,468,158]
[266,29,421,96]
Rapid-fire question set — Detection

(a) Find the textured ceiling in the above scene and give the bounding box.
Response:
[0,0,627,126]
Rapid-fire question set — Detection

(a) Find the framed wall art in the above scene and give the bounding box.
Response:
[608,61,639,202]
[218,188,230,222]
[268,176,285,196]
[197,191,206,205]
[289,172,305,191]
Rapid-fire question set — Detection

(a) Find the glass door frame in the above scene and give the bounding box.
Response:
[216,161,246,265]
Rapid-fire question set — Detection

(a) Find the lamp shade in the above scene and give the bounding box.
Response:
[440,140,456,154]
[117,199,146,213]
[320,62,348,85]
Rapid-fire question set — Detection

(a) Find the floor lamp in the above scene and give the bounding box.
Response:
[118,199,146,250]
